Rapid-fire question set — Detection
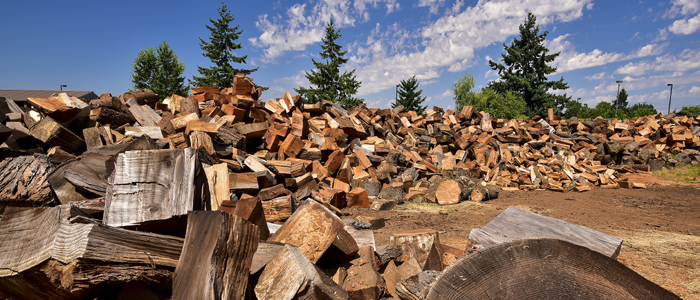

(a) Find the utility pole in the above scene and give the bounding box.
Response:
[615,80,623,116]
[667,83,673,114]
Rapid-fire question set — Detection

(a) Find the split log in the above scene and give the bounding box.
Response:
[89,96,121,110]
[29,117,85,153]
[104,148,208,228]
[347,187,370,208]
[122,89,159,105]
[0,154,54,206]
[204,163,229,210]
[396,270,441,300]
[383,257,422,299]
[128,104,162,127]
[469,206,623,259]
[343,246,386,299]
[425,239,679,300]
[254,244,349,300]
[261,196,294,222]
[269,199,348,263]
[232,196,270,240]
[0,205,183,300]
[27,93,88,122]
[173,211,258,300]
[390,229,442,271]
[229,172,259,194]
[125,126,164,140]
[89,107,134,126]
[82,127,103,150]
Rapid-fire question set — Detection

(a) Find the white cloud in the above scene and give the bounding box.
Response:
[348,0,593,95]
[689,86,700,95]
[418,0,445,14]
[273,70,310,90]
[435,89,453,99]
[668,14,700,35]
[665,0,700,18]
[615,48,700,76]
[547,34,666,73]
[584,72,611,80]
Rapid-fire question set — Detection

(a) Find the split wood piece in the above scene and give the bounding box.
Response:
[469,206,623,259]
[104,148,208,228]
[425,239,679,300]
[371,199,397,211]
[396,270,442,300]
[278,134,304,158]
[258,184,289,201]
[63,158,109,197]
[390,229,442,271]
[170,112,200,132]
[355,215,386,230]
[185,121,217,136]
[89,107,134,126]
[262,196,293,222]
[229,172,259,194]
[469,184,499,202]
[217,126,246,149]
[342,217,376,250]
[47,146,76,164]
[269,199,347,263]
[435,244,463,271]
[250,241,286,276]
[125,126,164,140]
[254,244,349,300]
[29,116,85,153]
[244,156,275,183]
[89,96,121,110]
[239,122,269,139]
[343,246,386,300]
[435,180,460,206]
[0,154,54,206]
[190,131,215,156]
[325,149,346,175]
[0,124,11,145]
[27,93,88,122]
[173,211,258,300]
[128,104,162,127]
[232,196,270,240]
[382,257,423,299]
[0,205,183,300]
[82,127,103,150]
[122,89,159,105]
[296,172,319,192]
[347,187,370,208]
[204,163,229,210]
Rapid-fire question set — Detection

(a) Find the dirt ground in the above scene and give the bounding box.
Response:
[345,174,700,299]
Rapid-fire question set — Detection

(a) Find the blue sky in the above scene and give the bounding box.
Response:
[1,0,699,112]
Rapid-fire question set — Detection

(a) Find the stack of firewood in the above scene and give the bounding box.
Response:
[0,73,696,299]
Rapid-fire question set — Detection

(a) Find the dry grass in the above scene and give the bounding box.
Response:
[654,165,700,183]
[514,205,554,216]
[615,229,700,297]
[397,200,491,214]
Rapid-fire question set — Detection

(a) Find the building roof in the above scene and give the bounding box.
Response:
[0,90,98,102]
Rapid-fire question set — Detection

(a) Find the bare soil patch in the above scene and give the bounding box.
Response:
[345,174,700,299]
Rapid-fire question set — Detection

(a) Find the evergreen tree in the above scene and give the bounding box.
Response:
[614,88,629,110]
[487,13,570,116]
[130,41,188,100]
[130,46,157,90]
[191,1,258,89]
[393,76,427,115]
[295,19,363,109]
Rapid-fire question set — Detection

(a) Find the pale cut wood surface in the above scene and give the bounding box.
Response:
[125,126,164,140]
[104,148,206,227]
[128,104,162,127]
[203,163,229,210]
[469,206,623,259]
[173,211,259,300]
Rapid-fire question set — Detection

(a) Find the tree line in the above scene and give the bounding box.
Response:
[131,5,661,118]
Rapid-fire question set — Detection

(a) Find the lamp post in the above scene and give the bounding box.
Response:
[395,84,399,104]
[577,98,581,103]
[60,85,67,91]
[667,83,673,114]
[615,80,623,116]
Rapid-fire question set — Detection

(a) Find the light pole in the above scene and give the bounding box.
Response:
[395,84,399,104]
[667,83,673,114]
[577,98,581,103]
[60,85,67,91]
[615,80,623,116]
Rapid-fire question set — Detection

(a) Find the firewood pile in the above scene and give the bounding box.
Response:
[0,73,694,299]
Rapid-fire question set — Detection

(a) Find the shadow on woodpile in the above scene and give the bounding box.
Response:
[425,238,680,300]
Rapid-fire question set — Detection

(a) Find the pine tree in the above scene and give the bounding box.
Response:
[191,1,258,89]
[393,76,427,115]
[295,19,363,109]
[130,46,157,90]
[487,13,570,116]
[130,41,188,100]
[614,88,629,110]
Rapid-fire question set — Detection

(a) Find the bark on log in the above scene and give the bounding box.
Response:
[0,154,54,206]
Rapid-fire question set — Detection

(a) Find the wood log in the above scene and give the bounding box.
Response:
[383,257,422,299]
[347,187,370,208]
[122,89,159,105]
[27,93,88,122]
[469,206,623,259]
[29,117,85,153]
[279,134,304,158]
[435,180,460,206]
[104,148,208,228]
[239,122,269,139]
[396,270,441,300]
[89,107,134,126]
[173,211,258,300]
[0,205,183,300]
[190,130,215,156]
[128,104,162,127]
[269,199,347,263]
[82,127,103,150]
[425,239,679,300]
[89,96,121,110]
[229,172,259,194]
[125,126,164,140]
[258,184,289,201]
[0,154,54,206]
[254,244,349,300]
[262,196,293,222]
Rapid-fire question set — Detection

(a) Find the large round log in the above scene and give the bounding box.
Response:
[180,96,201,118]
[426,238,679,300]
